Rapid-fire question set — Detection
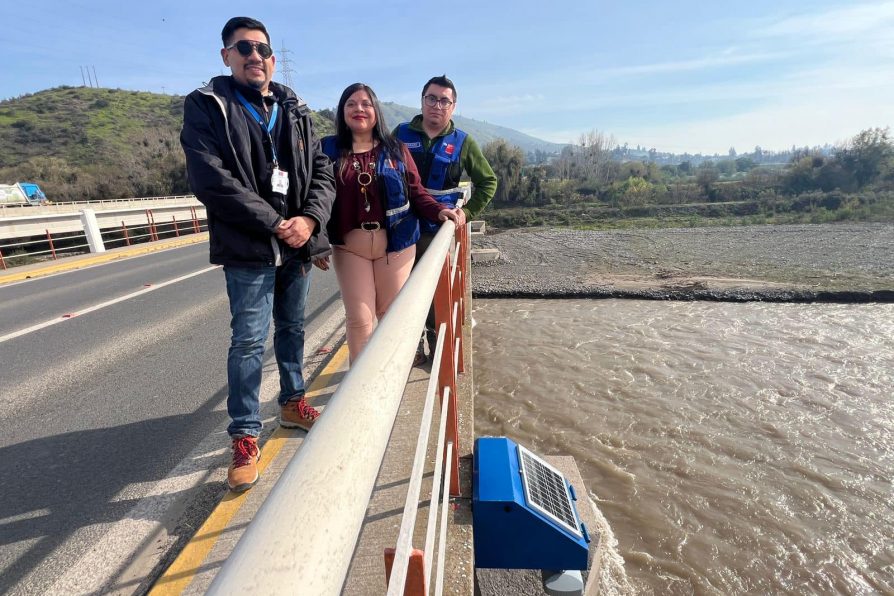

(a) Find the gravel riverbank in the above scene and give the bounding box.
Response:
[470,223,894,302]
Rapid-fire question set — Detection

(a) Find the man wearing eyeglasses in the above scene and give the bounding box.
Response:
[180,16,335,492]
[394,75,497,363]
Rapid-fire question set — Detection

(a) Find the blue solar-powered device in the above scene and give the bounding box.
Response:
[473,437,591,570]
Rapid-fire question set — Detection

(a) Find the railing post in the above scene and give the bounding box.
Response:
[456,223,468,374]
[384,548,426,595]
[172,215,180,237]
[191,206,200,234]
[434,238,461,497]
[46,229,57,260]
[146,209,158,241]
[121,221,131,246]
[80,208,106,253]
[0,248,6,270]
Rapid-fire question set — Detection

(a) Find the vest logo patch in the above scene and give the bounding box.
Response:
[405,141,422,149]
[445,143,455,155]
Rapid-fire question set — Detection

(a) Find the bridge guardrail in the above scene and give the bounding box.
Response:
[208,188,471,596]
[0,194,198,212]
[0,206,207,269]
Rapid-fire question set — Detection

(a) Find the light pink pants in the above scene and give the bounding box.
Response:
[333,229,416,362]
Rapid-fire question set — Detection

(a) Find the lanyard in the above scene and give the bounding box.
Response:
[235,90,280,166]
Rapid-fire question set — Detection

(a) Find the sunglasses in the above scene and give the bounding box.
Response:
[226,40,273,59]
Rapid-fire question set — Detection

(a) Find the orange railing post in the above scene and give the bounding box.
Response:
[384,548,426,595]
[121,221,131,246]
[46,229,57,260]
[0,248,6,270]
[455,223,467,374]
[433,223,468,496]
[146,209,158,242]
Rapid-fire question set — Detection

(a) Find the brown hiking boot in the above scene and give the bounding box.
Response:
[227,435,260,492]
[279,397,320,432]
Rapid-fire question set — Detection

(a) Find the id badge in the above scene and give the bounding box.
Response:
[271,168,290,195]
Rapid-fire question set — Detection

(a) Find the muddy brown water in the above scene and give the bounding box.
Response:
[473,299,893,595]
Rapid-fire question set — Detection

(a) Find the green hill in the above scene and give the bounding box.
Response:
[0,86,336,202]
[0,87,187,201]
[0,86,558,203]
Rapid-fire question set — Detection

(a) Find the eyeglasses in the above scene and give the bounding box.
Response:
[226,40,273,59]
[423,94,454,109]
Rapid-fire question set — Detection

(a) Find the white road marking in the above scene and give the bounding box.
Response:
[0,508,52,525]
[0,266,220,344]
[43,305,346,595]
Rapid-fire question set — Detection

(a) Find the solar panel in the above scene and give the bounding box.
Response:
[517,445,582,537]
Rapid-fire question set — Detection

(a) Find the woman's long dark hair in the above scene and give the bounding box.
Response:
[334,83,403,162]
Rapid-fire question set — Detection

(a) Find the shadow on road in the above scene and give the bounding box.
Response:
[0,387,230,592]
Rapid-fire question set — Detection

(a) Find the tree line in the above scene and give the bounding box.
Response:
[481,127,894,227]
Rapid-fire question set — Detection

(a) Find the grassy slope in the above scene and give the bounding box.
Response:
[0,86,336,201]
[0,87,183,168]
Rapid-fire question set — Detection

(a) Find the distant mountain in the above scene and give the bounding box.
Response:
[377,102,564,155]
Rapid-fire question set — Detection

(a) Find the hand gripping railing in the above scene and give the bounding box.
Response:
[207,196,470,596]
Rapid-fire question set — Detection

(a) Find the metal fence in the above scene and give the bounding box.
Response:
[0,206,207,270]
[0,194,197,212]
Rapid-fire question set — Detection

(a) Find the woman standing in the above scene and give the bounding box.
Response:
[315,83,463,362]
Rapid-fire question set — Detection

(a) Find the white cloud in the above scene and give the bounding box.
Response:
[597,51,783,78]
[756,1,894,39]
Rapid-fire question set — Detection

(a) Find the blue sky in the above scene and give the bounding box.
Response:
[2,0,892,154]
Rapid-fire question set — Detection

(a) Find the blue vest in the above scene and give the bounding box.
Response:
[395,124,467,233]
[322,136,420,252]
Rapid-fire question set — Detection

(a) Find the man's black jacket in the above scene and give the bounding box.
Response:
[180,76,335,267]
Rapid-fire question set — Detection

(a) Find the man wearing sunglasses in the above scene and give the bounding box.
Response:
[181,16,335,492]
[394,75,497,364]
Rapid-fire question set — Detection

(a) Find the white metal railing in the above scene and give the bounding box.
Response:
[0,202,206,241]
[208,189,470,596]
[385,214,467,595]
[0,194,197,211]
[0,210,207,270]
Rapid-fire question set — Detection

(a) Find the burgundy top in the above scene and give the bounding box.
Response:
[329,144,445,243]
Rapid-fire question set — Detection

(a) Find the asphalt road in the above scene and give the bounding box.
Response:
[0,243,342,595]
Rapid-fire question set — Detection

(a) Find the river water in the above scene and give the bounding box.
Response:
[472,299,894,595]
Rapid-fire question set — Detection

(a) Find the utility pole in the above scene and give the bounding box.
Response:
[80,66,87,86]
[92,65,99,88]
[86,66,94,88]
[278,41,294,89]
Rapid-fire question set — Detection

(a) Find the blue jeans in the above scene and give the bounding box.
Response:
[223,259,312,438]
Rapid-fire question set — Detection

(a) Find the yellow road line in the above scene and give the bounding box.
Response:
[149,344,349,595]
[0,233,208,284]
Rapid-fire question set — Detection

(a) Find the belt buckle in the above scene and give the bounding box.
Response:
[361,222,380,231]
